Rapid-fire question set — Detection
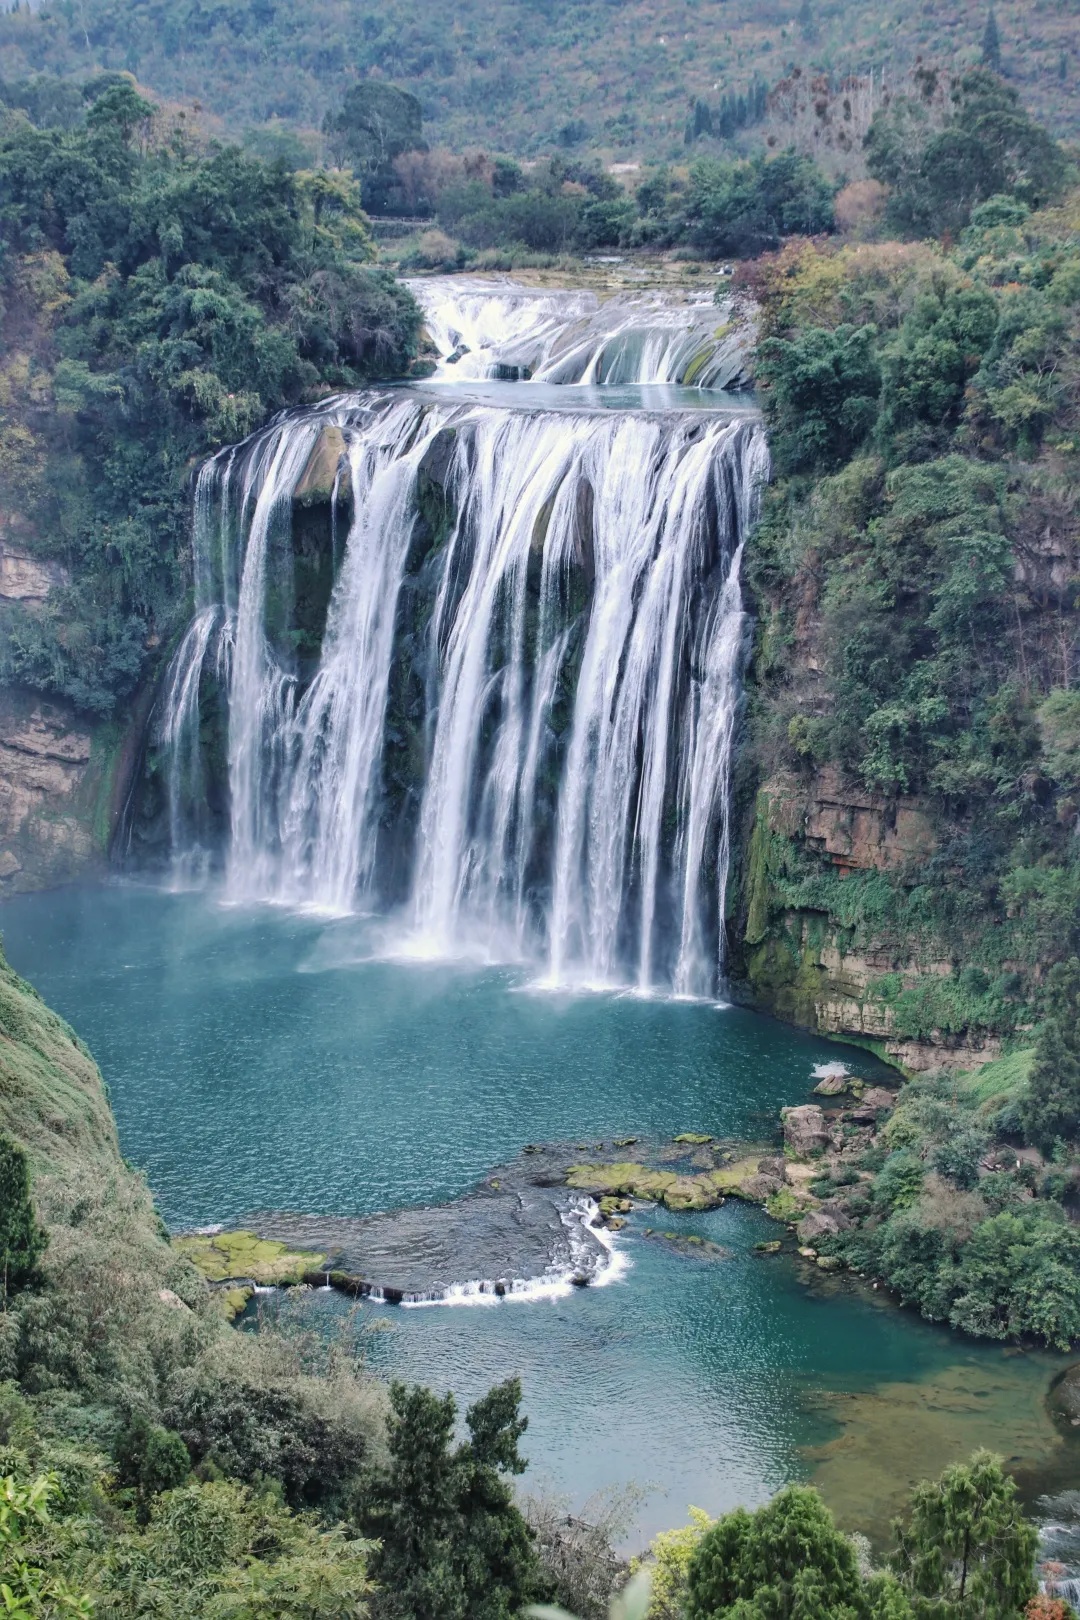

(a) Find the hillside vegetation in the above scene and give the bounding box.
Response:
[0,77,421,718]
[0,0,1077,162]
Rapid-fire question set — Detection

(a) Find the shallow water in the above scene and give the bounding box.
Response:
[2,881,1075,1544]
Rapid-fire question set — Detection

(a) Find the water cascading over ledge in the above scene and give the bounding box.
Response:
[157,388,768,998]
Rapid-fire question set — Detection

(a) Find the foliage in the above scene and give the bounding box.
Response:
[679,151,835,258]
[0,79,420,716]
[0,1472,93,1617]
[0,1136,46,1298]
[633,1506,712,1620]
[866,69,1068,238]
[757,324,880,474]
[821,1062,1080,1349]
[1,0,1077,164]
[891,1450,1037,1619]
[684,1484,909,1620]
[113,1413,190,1521]
[1021,958,1080,1149]
[324,81,424,215]
[741,119,1080,1044]
[364,1376,543,1620]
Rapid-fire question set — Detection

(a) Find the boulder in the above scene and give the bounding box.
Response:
[813,1073,849,1096]
[816,1255,843,1272]
[861,1086,896,1112]
[294,426,347,506]
[782,1105,830,1156]
[757,1157,786,1178]
[818,1198,853,1230]
[797,1209,842,1244]
[741,1172,784,1200]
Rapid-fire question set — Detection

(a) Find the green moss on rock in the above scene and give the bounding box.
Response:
[175,1229,326,1286]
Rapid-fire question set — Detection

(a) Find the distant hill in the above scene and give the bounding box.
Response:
[1,0,1077,161]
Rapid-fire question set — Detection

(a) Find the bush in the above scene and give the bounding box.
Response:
[113,1414,190,1520]
[0,1136,47,1298]
[1021,959,1080,1149]
[757,323,881,474]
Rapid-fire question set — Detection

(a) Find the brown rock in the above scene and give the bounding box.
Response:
[782,1104,830,1156]
[797,1209,842,1244]
[0,543,67,602]
[294,426,347,505]
[741,1173,783,1200]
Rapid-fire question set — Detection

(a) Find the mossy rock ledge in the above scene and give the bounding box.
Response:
[565,1155,768,1213]
[174,1229,335,1315]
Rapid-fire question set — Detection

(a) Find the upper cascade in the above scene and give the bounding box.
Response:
[407,275,754,389]
[156,278,767,999]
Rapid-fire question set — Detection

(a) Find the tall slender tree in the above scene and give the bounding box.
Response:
[982,8,1002,71]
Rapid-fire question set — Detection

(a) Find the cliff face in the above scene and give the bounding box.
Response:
[0,532,128,890]
[735,771,1005,1072]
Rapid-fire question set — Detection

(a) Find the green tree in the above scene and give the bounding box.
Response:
[323,81,424,215]
[684,1485,866,1620]
[0,1136,46,1298]
[1021,957,1080,1148]
[114,1413,191,1521]
[981,10,1002,71]
[867,69,1065,237]
[891,1451,1037,1619]
[757,324,881,475]
[0,1473,93,1617]
[368,1378,542,1620]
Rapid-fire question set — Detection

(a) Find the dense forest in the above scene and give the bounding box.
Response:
[0,0,1077,160]
[0,76,422,716]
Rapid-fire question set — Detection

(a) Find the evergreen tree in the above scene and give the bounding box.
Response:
[982,8,1002,71]
[891,1452,1037,1620]
[367,1378,542,1620]
[1021,957,1080,1148]
[455,1379,539,1620]
[685,1485,866,1620]
[0,1135,46,1297]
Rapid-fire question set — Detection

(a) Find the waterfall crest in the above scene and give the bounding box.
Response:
[407,277,753,390]
[158,283,766,997]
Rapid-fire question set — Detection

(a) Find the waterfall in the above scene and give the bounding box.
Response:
[156,280,767,995]
[408,276,754,390]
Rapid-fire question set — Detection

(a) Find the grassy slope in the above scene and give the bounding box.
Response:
[0,0,1076,160]
[0,942,122,1176]
[0,939,216,1380]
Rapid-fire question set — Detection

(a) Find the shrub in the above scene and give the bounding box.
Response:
[0,1136,47,1298]
[1022,959,1080,1149]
